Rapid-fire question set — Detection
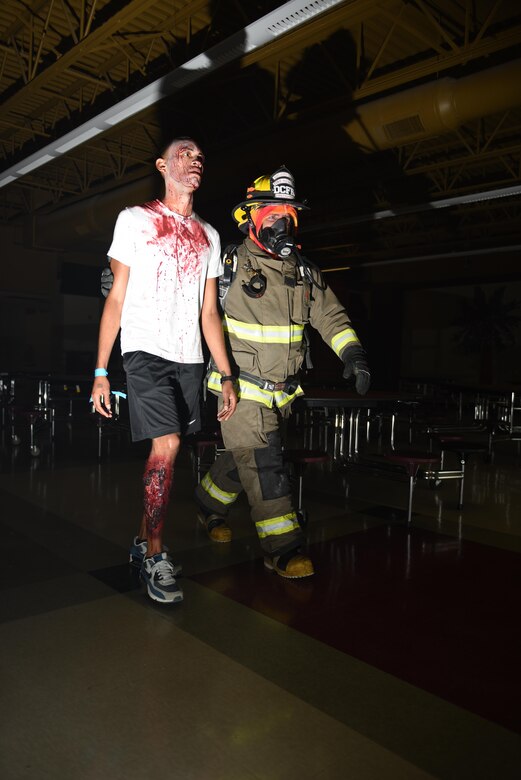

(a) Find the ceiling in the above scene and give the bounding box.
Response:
[1,0,521,274]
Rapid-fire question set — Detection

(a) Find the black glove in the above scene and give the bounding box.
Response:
[342,346,371,395]
[101,267,114,298]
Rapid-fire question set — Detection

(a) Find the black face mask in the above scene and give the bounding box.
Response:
[257,217,297,258]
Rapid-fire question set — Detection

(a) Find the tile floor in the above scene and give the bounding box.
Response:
[1,408,520,779]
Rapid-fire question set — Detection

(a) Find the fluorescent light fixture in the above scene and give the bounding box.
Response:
[56,126,104,153]
[0,0,344,188]
[363,183,521,222]
[300,183,521,234]
[104,91,162,126]
[178,53,213,72]
[17,154,55,175]
[359,243,521,268]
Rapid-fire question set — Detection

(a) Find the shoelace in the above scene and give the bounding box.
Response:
[152,558,176,584]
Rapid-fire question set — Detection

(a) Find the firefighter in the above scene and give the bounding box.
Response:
[195,166,370,578]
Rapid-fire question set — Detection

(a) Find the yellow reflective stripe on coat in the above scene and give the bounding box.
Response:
[256,513,300,538]
[200,472,238,505]
[224,315,304,344]
[331,328,360,357]
[208,371,273,407]
[208,371,304,409]
[237,379,274,406]
[208,371,228,394]
[273,387,304,408]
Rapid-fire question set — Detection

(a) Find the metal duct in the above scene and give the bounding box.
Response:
[344,58,521,151]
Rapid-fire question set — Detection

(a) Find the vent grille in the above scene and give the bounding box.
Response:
[383,115,425,141]
[267,0,340,36]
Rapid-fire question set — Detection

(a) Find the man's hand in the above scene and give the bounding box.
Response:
[217,379,238,421]
[342,346,371,395]
[91,376,112,417]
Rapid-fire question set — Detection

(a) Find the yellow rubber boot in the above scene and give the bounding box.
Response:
[264,552,314,578]
[198,513,232,543]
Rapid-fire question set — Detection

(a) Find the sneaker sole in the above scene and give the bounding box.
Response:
[141,576,184,604]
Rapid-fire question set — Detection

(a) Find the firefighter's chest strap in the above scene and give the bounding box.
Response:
[222,246,237,286]
[220,244,311,305]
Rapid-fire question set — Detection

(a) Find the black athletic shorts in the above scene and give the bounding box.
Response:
[123,351,204,441]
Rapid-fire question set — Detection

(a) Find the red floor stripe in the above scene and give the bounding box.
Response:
[191,525,521,733]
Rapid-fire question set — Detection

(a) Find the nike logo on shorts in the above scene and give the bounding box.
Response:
[188,419,196,426]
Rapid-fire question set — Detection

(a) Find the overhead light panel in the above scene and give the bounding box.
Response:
[363,184,521,223]
[56,127,104,153]
[360,243,521,268]
[0,175,17,187]
[300,183,521,234]
[17,155,56,175]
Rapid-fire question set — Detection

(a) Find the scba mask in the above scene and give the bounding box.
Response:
[251,205,298,258]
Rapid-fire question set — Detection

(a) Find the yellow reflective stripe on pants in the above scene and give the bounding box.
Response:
[331,328,360,357]
[256,512,300,538]
[200,472,238,505]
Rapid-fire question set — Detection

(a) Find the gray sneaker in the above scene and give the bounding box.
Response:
[129,536,181,575]
[140,552,183,604]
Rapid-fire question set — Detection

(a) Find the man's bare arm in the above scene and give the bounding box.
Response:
[91,259,129,417]
[201,277,237,421]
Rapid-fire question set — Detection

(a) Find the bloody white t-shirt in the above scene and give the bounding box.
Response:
[108,199,222,363]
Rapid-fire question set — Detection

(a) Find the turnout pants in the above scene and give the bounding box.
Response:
[195,398,303,556]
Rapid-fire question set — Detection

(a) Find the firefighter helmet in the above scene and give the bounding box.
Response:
[232,166,308,232]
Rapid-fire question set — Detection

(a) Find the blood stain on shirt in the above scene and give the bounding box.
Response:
[144,202,209,285]
[140,202,210,353]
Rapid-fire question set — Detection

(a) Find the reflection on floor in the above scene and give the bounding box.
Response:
[1,416,520,779]
[193,525,521,733]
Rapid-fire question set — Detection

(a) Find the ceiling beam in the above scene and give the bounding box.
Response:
[0,0,207,114]
[0,0,348,187]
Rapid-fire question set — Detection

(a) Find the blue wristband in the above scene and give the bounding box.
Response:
[94,368,108,377]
